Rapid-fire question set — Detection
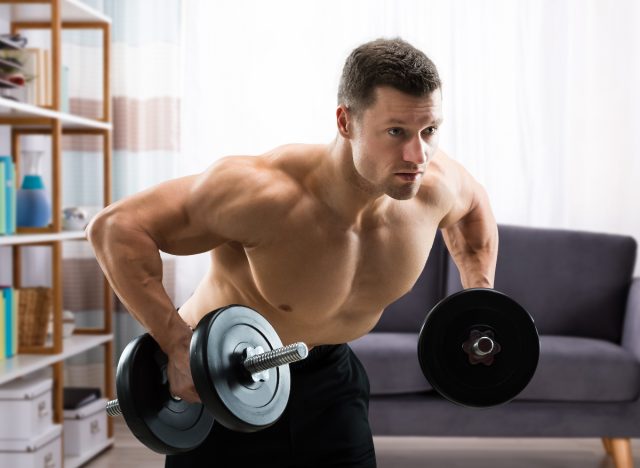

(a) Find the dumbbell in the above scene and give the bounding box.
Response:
[417,288,540,407]
[106,289,539,454]
[105,305,309,454]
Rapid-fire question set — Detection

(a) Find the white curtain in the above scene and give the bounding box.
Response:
[177,0,640,304]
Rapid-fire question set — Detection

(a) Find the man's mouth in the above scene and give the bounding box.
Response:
[395,172,422,182]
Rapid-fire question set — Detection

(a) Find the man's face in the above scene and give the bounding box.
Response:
[347,86,443,200]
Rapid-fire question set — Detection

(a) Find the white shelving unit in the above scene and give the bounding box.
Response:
[65,437,114,468]
[0,229,86,245]
[0,333,116,466]
[0,96,112,130]
[0,334,113,385]
[0,1,114,466]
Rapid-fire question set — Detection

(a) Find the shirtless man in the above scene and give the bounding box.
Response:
[88,38,498,467]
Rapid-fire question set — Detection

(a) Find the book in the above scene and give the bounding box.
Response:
[61,65,69,113]
[0,155,16,234]
[43,49,51,107]
[10,160,15,233]
[2,288,14,357]
[0,292,5,360]
[0,161,5,234]
[12,289,18,356]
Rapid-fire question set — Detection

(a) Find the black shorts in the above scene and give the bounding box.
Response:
[165,343,376,468]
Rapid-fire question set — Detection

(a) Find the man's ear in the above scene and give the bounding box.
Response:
[336,105,352,138]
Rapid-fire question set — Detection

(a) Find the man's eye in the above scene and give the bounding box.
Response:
[388,128,403,136]
[423,127,438,136]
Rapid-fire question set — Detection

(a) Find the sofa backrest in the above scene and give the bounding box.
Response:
[375,231,448,332]
[445,224,637,342]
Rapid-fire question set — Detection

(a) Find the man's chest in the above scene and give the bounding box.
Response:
[243,215,438,316]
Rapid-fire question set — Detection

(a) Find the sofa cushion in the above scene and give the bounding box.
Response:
[517,335,640,402]
[350,332,433,395]
[446,225,637,342]
[375,231,447,332]
[351,333,640,402]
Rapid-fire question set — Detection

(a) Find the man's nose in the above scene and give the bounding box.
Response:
[402,137,428,165]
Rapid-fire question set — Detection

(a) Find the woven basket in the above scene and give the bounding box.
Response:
[18,287,52,347]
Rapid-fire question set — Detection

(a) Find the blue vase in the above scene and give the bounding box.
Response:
[17,174,51,228]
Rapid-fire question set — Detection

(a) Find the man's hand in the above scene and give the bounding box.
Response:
[164,329,201,403]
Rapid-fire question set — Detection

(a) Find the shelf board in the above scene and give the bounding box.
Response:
[0,96,111,129]
[0,333,113,385]
[9,0,111,24]
[0,230,86,245]
[65,437,114,468]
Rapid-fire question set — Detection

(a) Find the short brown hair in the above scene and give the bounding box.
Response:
[338,38,441,117]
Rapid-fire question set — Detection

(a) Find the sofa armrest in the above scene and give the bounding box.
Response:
[622,277,640,360]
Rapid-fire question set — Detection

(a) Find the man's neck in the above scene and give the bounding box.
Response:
[310,137,385,228]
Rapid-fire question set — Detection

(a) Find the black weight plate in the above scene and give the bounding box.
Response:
[116,334,214,454]
[418,288,540,407]
[191,305,290,432]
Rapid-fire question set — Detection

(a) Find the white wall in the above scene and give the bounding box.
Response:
[179,0,640,288]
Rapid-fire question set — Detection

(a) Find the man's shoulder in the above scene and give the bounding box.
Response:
[417,150,457,210]
[418,150,484,229]
[210,144,320,183]
[199,147,313,215]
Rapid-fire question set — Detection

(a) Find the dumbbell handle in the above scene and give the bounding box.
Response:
[244,342,308,374]
[106,399,122,417]
[106,341,309,417]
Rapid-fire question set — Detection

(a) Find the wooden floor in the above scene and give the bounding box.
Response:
[85,420,640,468]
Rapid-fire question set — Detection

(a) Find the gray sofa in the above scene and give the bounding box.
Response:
[350,224,640,467]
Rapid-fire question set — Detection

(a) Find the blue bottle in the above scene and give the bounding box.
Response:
[16,151,51,228]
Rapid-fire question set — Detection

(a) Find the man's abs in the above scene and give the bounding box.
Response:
[177,259,385,347]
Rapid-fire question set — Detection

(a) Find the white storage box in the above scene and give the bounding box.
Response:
[0,374,53,440]
[0,424,62,468]
[63,398,108,457]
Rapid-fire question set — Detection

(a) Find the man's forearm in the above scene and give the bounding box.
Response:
[444,234,497,288]
[442,189,499,289]
[87,211,191,354]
